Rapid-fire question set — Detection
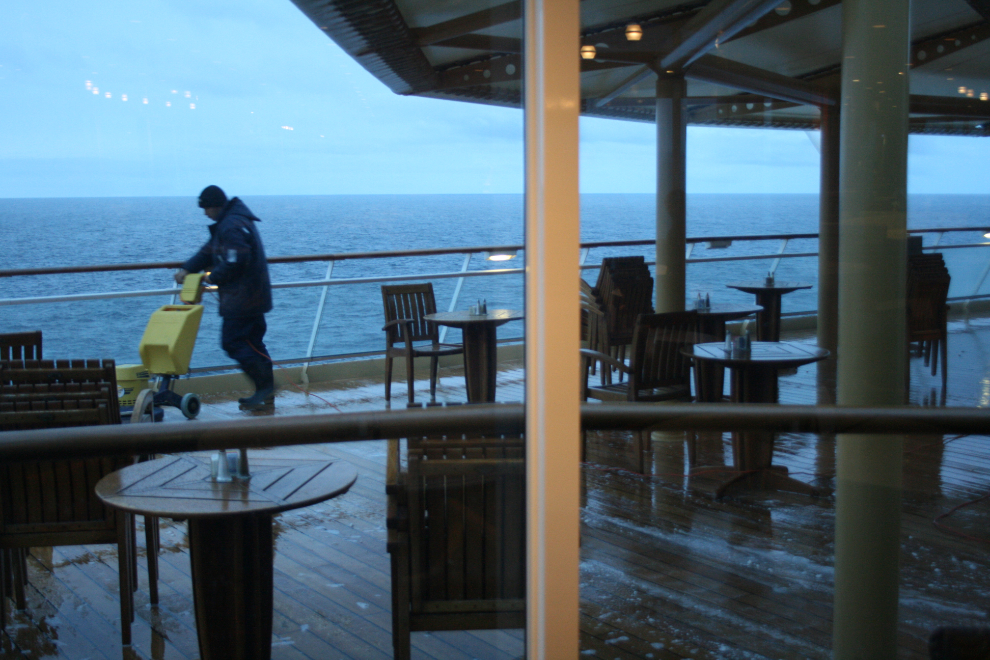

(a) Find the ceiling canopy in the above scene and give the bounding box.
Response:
[290,0,990,135]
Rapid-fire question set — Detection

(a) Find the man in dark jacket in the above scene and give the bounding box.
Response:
[175,185,275,409]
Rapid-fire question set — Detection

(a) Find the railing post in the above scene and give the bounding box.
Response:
[300,260,335,387]
[769,238,789,275]
[440,253,473,343]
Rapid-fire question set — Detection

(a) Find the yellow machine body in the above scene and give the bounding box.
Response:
[139,304,204,376]
[115,364,151,406]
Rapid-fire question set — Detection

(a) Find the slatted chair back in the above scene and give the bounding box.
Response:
[0,331,42,361]
[593,255,648,292]
[0,396,139,644]
[603,271,655,345]
[382,283,441,346]
[0,359,121,424]
[388,434,525,660]
[627,311,699,400]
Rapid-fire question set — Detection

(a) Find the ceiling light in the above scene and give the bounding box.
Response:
[580,45,596,59]
[625,24,642,41]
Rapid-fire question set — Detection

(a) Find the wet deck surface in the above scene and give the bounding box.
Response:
[3,319,990,659]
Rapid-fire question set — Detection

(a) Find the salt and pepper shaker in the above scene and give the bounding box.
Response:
[724,333,733,353]
[765,270,775,286]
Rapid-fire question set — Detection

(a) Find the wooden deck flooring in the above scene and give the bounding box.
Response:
[3,320,990,659]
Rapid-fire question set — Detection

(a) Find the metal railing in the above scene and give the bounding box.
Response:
[1,403,988,462]
[2,227,988,371]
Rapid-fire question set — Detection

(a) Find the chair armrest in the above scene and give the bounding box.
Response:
[580,348,629,374]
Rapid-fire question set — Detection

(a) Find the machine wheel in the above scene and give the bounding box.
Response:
[130,389,156,424]
[180,393,201,420]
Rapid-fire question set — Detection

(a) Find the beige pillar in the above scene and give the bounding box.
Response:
[655,74,687,313]
[816,104,840,405]
[524,0,581,657]
[834,0,909,657]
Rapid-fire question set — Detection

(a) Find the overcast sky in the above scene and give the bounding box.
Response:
[1,0,987,198]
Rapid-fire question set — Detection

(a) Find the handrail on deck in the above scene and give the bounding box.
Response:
[2,227,985,279]
[0,403,987,463]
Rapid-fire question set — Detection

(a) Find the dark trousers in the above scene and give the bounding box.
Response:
[221,314,270,371]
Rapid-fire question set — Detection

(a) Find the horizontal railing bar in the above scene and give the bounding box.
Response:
[1,403,987,462]
[0,268,526,307]
[2,228,985,280]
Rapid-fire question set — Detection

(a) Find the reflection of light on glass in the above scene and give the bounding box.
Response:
[968,89,975,97]
[189,103,195,109]
[625,24,642,41]
[580,45,596,59]
[184,91,191,98]
[122,94,128,101]
[143,98,148,104]
[166,101,171,107]
[281,126,294,130]
[959,86,967,94]
[979,376,990,407]
[105,92,112,98]
[85,80,92,89]
[171,90,177,94]
[93,89,99,95]
[981,93,988,101]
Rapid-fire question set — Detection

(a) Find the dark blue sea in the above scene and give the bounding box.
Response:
[2,194,989,369]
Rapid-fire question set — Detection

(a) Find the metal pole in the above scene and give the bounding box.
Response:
[440,253,473,343]
[301,260,335,386]
[834,0,910,656]
[655,74,688,313]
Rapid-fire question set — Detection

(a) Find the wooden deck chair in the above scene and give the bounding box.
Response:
[387,433,525,660]
[581,311,698,472]
[0,400,142,646]
[382,283,463,405]
[0,361,160,639]
[0,331,42,361]
[907,267,950,390]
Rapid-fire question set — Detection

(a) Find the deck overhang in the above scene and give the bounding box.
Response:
[291,0,990,135]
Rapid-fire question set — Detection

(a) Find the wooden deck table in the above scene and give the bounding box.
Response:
[686,341,829,498]
[694,303,763,402]
[96,455,357,660]
[725,281,812,342]
[424,309,523,403]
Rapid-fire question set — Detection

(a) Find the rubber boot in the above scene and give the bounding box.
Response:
[238,361,275,409]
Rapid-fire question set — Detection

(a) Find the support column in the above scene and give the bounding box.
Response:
[816,103,840,405]
[525,0,581,657]
[834,0,910,657]
[655,74,687,313]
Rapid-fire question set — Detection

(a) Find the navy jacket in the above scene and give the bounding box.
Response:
[182,198,273,318]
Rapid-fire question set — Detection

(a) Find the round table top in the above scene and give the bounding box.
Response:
[695,302,763,318]
[95,455,357,519]
[687,341,830,367]
[726,281,813,294]
[424,309,524,327]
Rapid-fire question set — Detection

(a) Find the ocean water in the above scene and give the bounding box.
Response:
[2,193,989,370]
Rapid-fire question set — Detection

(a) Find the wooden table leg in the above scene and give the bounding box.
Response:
[188,514,274,660]
[461,324,498,403]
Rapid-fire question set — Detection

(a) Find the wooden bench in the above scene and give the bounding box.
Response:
[387,434,525,660]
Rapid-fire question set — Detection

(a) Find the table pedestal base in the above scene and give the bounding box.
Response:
[711,464,821,499]
[188,514,274,660]
[461,324,498,403]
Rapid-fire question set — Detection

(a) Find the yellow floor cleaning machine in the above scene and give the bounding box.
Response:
[118,274,205,421]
